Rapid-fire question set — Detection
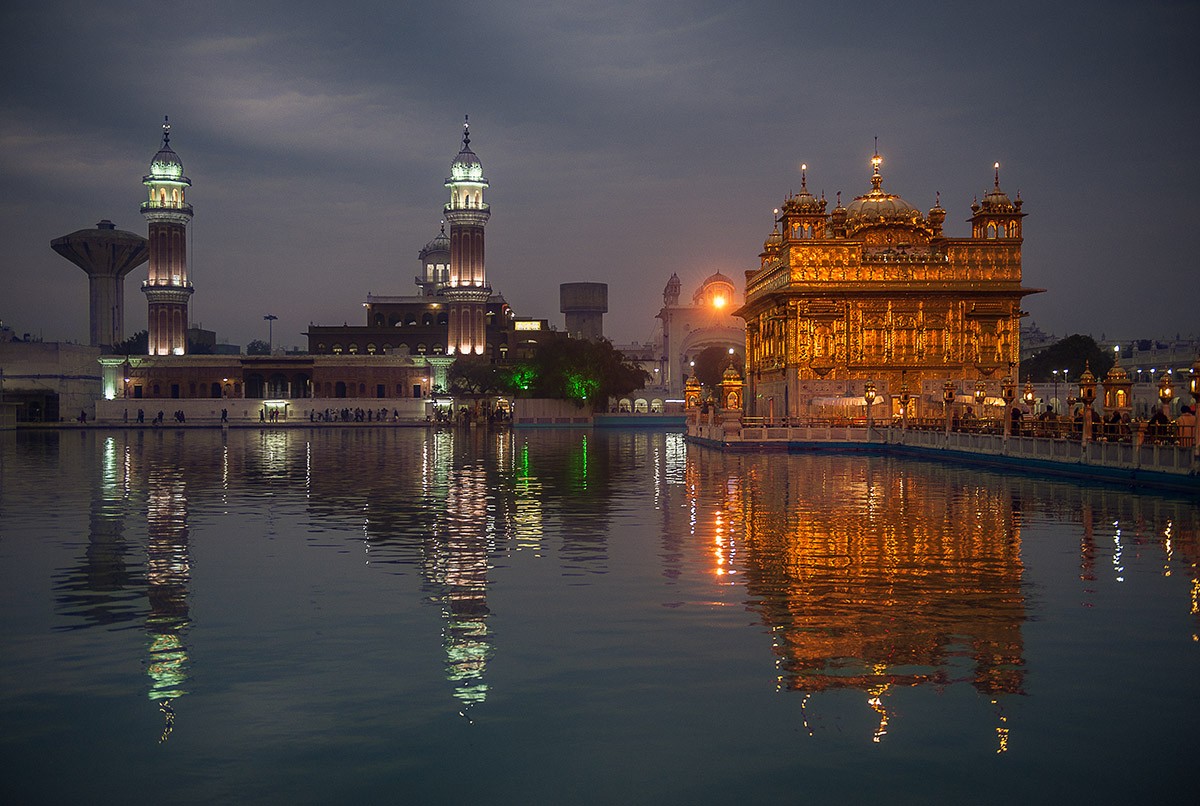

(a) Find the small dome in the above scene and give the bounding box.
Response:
[421,226,450,256]
[146,116,186,181]
[783,167,826,214]
[450,146,483,181]
[980,185,1014,212]
[149,144,185,180]
[701,271,735,288]
[722,363,742,381]
[448,118,485,182]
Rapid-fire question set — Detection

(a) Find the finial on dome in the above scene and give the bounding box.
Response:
[836,190,842,206]
[994,161,1000,188]
[439,219,446,234]
[870,139,883,191]
[935,190,941,207]
[162,115,171,146]
[801,163,808,191]
[462,115,470,148]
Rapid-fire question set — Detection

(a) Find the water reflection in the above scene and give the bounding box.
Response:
[144,457,190,741]
[41,428,1200,754]
[54,431,193,742]
[676,448,1200,747]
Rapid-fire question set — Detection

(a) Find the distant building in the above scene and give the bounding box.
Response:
[655,272,744,395]
[0,335,101,422]
[560,283,608,340]
[307,119,547,368]
[737,155,1043,419]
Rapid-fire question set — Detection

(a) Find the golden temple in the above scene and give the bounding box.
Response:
[737,153,1043,419]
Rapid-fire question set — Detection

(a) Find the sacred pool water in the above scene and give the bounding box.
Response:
[1,427,1196,803]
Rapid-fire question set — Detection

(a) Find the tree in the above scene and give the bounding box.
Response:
[692,344,744,389]
[449,357,508,395]
[114,330,148,355]
[527,335,650,408]
[1024,334,1114,382]
[246,339,271,355]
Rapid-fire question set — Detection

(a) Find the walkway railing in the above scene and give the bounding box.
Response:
[689,414,1198,480]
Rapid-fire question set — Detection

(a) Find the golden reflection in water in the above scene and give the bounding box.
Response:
[689,454,1027,744]
[678,448,1200,744]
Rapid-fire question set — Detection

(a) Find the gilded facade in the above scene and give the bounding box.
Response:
[737,155,1043,418]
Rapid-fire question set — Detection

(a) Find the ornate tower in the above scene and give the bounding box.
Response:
[970,162,1024,240]
[141,117,193,356]
[778,164,827,241]
[443,117,491,356]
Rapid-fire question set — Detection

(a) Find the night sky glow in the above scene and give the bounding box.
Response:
[2,1,1196,348]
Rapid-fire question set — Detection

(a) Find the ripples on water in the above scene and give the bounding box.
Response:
[0,427,1197,803]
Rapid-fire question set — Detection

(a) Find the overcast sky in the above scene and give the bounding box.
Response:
[2,0,1196,350]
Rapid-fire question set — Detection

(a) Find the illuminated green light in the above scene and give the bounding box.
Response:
[565,372,598,401]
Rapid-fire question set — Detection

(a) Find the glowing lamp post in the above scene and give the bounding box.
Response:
[1078,365,1097,444]
[864,381,877,436]
[1158,372,1174,407]
[264,314,278,354]
[943,380,955,435]
[973,379,987,410]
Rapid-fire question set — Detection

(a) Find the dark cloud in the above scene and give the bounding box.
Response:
[1,0,1196,348]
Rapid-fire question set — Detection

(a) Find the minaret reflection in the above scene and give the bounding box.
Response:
[55,436,140,629]
[422,430,496,715]
[55,432,192,741]
[144,459,191,742]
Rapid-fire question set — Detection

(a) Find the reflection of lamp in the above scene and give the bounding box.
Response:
[1001,376,1016,440]
[943,380,955,435]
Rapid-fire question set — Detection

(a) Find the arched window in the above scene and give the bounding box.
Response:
[416,343,427,354]
[348,343,358,354]
[389,314,400,327]
[374,314,384,326]
[332,343,343,354]
[367,343,377,354]
[422,313,433,326]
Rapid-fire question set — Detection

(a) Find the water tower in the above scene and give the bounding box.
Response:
[560,282,608,340]
[50,220,149,349]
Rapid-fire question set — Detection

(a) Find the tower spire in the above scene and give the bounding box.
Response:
[463,115,470,149]
[162,115,171,146]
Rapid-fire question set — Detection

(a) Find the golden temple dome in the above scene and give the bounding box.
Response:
[843,152,922,232]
